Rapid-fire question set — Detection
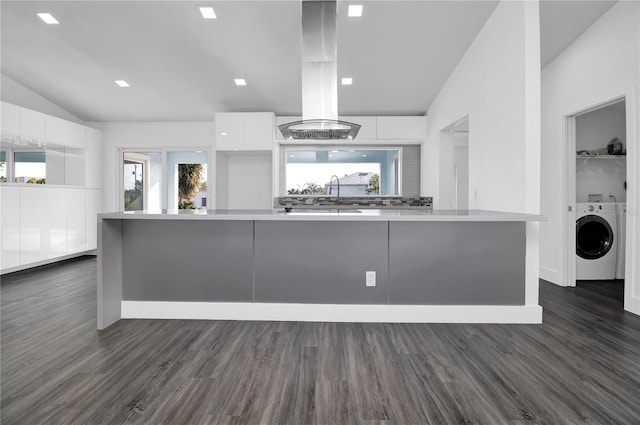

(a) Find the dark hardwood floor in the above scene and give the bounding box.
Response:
[2,257,639,425]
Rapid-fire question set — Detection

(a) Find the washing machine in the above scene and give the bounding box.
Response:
[576,203,617,280]
[616,203,626,279]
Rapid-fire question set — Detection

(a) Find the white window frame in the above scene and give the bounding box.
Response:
[117,146,213,211]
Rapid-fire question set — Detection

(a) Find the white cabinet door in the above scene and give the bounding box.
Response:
[85,127,102,188]
[86,189,101,250]
[244,113,274,150]
[1,101,20,135]
[20,186,49,264]
[0,186,21,270]
[215,113,244,150]
[20,187,67,264]
[46,116,85,148]
[45,115,68,145]
[67,122,86,148]
[376,116,426,139]
[216,113,274,151]
[48,187,68,257]
[66,188,86,254]
[20,107,46,139]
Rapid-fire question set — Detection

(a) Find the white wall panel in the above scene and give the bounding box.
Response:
[19,186,49,264]
[20,107,46,139]
[85,127,102,188]
[226,153,272,209]
[0,186,21,269]
[0,101,20,134]
[377,117,425,140]
[86,189,101,250]
[67,188,86,254]
[48,187,68,256]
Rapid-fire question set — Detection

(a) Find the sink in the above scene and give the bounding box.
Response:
[278,208,362,214]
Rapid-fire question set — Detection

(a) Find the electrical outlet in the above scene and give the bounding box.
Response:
[366,271,376,287]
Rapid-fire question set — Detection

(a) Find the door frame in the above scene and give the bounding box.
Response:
[563,91,638,315]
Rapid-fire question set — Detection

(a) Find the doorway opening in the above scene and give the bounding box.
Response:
[441,116,469,209]
[566,98,627,305]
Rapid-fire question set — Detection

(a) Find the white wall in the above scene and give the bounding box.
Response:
[422,0,541,307]
[1,73,84,124]
[422,0,540,214]
[540,1,639,315]
[219,153,272,210]
[93,122,215,212]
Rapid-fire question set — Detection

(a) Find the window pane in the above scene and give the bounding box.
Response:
[0,151,6,183]
[285,149,399,196]
[167,151,208,210]
[14,151,46,184]
[123,152,162,211]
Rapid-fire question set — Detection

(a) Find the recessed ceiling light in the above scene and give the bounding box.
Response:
[341,77,353,85]
[361,154,367,158]
[37,13,59,24]
[199,7,217,19]
[220,132,228,136]
[234,79,247,86]
[114,80,130,88]
[348,5,363,17]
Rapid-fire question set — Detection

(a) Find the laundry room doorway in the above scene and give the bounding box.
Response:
[565,97,629,307]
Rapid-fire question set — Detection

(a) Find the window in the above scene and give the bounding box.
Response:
[285,148,400,196]
[120,149,209,211]
[0,151,6,183]
[14,151,46,184]
[167,151,207,210]
[122,152,161,211]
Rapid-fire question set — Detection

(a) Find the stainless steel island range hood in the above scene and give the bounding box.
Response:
[278,1,361,140]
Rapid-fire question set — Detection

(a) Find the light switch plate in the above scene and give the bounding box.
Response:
[366,271,376,287]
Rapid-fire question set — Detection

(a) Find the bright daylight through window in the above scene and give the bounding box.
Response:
[285,149,400,196]
[122,150,208,211]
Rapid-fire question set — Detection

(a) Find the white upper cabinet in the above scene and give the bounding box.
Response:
[376,116,426,140]
[20,107,46,140]
[338,116,377,140]
[215,113,244,150]
[215,112,274,151]
[244,113,275,150]
[1,101,21,134]
[46,115,86,148]
[85,127,102,188]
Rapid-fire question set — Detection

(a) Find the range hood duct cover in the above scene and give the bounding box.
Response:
[279,0,360,140]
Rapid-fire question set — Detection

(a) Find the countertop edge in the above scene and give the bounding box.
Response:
[99,210,546,222]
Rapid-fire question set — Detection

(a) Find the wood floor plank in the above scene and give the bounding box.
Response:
[2,257,640,424]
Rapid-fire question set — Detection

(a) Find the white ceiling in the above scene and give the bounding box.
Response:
[0,1,616,122]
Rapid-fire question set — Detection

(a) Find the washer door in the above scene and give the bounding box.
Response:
[576,215,614,260]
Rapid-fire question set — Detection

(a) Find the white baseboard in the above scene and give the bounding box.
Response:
[539,266,563,285]
[625,296,640,316]
[121,301,543,324]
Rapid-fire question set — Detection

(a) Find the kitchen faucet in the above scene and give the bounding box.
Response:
[328,175,340,205]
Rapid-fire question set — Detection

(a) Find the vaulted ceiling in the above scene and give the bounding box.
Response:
[0,1,616,122]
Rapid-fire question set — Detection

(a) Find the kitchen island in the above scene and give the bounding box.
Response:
[98,209,544,329]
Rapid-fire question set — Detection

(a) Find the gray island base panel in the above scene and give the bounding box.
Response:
[98,210,544,329]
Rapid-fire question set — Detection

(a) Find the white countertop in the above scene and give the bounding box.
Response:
[99,209,545,222]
